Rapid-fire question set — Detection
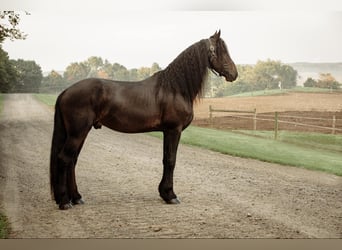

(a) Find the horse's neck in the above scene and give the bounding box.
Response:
[158,40,208,102]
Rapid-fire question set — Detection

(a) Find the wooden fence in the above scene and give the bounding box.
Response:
[209,105,257,130]
[208,105,342,139]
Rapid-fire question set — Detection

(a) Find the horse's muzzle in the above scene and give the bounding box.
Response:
[223,64,238,82]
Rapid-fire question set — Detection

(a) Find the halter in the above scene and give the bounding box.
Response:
[207,38,220,77]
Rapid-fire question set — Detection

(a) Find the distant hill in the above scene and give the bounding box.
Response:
[289,62,342,86]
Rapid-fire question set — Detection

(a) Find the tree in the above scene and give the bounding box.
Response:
[101,59,115,79]
[253,60,297,90]
[303,77,317,88]
[317,73,339,89]
[137,67,151,80]
[0,12,29,93]
[303,74,340,89]
[278,64,297,89]
[85,56,103,77]
[207,60,298,97]
[253,60,276,90]
[225,64,256,95]
[11,59,43,93]
[129,68,139,81]
[97,69,109,79]
[0,11,28,43]
[0,45,18,92]
[206,71,226,97]
[63,62,90,84]
[150,62,161,75]
[112,63,129,80]
[41,70,64,93]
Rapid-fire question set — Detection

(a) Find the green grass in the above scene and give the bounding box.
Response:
[291,86,341,93]
[0,213,9,238]
[231,89,288,97]
[34,94,57,106]
[150,126,342,176]
[236,130,342,153]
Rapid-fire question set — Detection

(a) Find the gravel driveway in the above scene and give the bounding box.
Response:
[0,94,341,238]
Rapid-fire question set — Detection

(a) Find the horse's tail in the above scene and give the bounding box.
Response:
[50,94,66,203]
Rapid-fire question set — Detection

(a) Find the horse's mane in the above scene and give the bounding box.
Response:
[155,39,210,103]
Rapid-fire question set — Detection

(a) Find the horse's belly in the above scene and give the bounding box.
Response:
[102,113,161,133]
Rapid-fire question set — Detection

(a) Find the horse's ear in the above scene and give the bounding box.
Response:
[210,30,221,41]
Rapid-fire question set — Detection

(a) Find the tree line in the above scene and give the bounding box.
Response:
[0,11,42,93]
[41,56,162,93]
[1,11,340,96]
[208,60,299,97]
[0,48,43,93]
[40,58,301,95]
[2,51,341,95]
[303,73,340,89]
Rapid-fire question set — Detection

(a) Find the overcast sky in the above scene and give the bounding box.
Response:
[3,0,342,72]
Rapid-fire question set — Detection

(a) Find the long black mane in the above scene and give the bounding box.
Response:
[155,39,210,102]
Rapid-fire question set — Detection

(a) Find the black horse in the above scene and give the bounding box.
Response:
[50,30,238,209]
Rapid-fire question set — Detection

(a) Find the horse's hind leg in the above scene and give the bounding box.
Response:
[68,139,87,205]
[57,134,88,210]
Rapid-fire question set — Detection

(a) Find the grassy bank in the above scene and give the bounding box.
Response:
[0,213,9,238]
[150,126,342,176]
[236,130,342,153]
[34,94,57,106]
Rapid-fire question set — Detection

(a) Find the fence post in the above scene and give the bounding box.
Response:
[274,111,279,140]
[253,108,257,131]
[209,105,213,127]
[332,115,336,135]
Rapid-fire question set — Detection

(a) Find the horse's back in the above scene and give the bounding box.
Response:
[60,78,104,98]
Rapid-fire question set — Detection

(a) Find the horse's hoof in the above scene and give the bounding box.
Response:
[59,203,73,210]
[72,199,85,205]
[166,198,180,204]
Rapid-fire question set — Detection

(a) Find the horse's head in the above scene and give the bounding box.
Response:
[208,30,238,82]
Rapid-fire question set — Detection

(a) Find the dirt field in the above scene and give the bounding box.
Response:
[0,94,341,238]
[192,92,342,133]
[193,92,342,118]
[193,111,342,134]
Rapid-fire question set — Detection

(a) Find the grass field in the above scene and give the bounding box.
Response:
[0,213,9,238]
[34,94,57,106]
[236,130,342,153]
[34,94,342,176]
[150,126,342,176]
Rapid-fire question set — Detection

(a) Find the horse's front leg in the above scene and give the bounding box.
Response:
[159,129,181,204]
